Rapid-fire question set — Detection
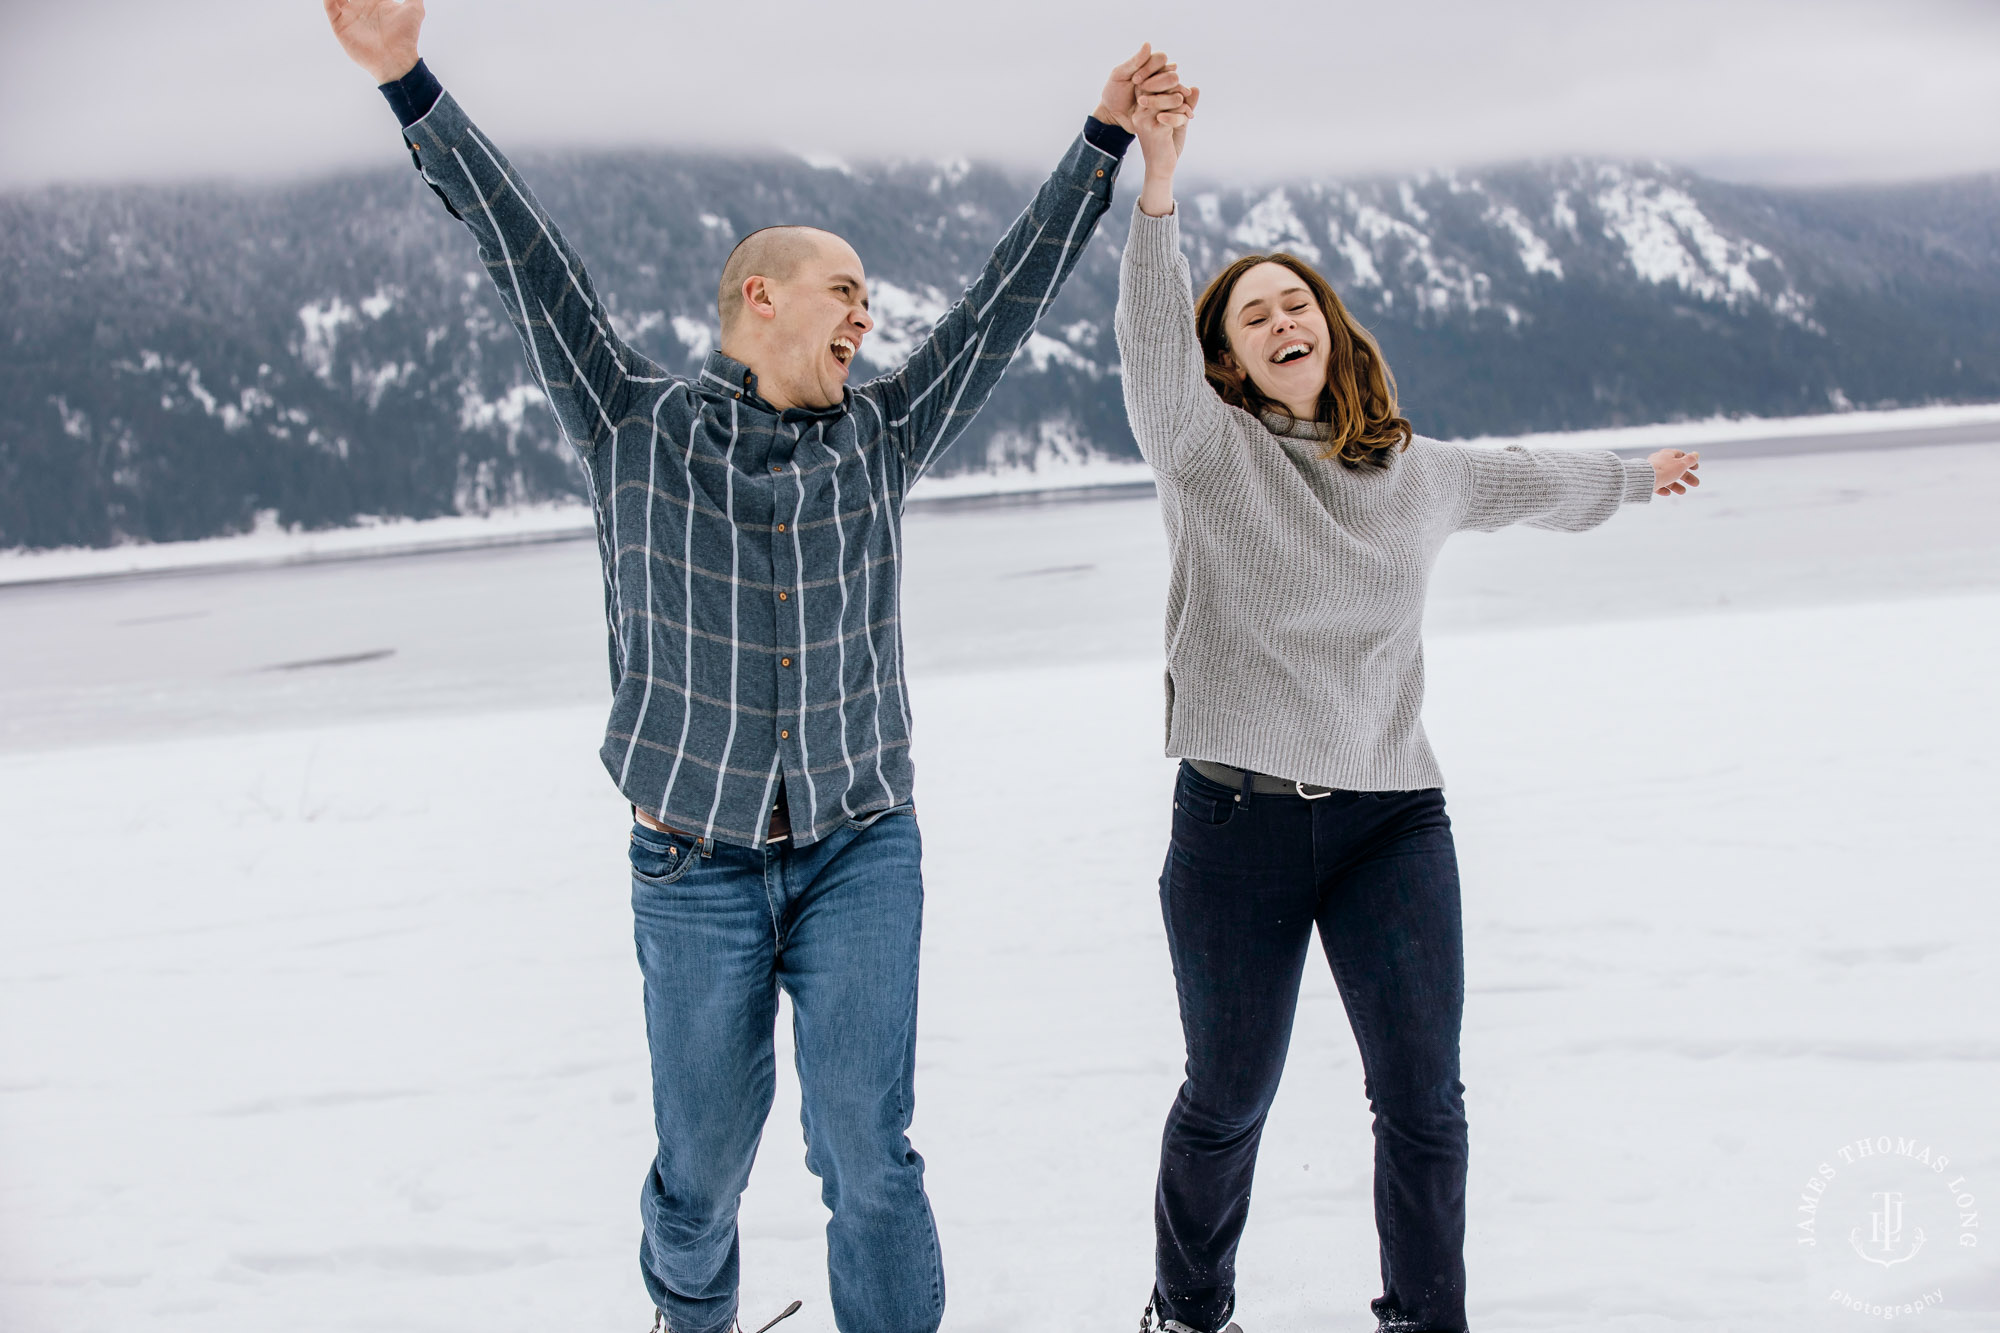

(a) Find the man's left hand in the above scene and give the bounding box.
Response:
[1095,43,1182,131]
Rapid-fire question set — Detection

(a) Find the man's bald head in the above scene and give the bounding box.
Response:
[718,226,842,333]
[712,223,873,412]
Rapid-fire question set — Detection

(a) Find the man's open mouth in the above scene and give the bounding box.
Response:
[1271,340,1313,366]
[831,336,857,368]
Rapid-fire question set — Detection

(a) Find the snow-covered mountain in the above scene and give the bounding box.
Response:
[4,147,1998,549]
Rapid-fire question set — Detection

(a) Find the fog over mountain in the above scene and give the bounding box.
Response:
[5,148,1999,550]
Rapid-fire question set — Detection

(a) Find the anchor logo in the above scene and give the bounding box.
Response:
[1849,1190,1926,1268]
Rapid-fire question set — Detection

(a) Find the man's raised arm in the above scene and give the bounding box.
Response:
[322,0,666,462]
[863,47,1186,485]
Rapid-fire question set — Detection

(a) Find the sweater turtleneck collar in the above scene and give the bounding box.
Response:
[1257,408,1332,443]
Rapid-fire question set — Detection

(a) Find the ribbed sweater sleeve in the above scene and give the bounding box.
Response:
[1114,204,1230,478]
[1450,443,1655,533]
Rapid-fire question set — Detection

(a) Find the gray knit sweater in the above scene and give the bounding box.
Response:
[1114,205,1656,792]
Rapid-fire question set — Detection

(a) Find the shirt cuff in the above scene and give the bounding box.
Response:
[379,58,444,129]
[1082,116,1134,159]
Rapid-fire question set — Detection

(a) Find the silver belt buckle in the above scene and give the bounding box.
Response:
[1294,780,1333,801]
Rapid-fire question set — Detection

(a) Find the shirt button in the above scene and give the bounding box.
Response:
[781,657,792,667]
[777,523,787,532]
[1095,168,1105,178]
[781,729,791,740]
[771,465,782,474]
[778,591,788,601]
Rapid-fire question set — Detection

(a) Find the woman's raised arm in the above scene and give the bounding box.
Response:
[1112,86,1232,479]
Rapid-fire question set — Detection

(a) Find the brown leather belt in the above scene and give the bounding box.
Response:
[634,787,792,844]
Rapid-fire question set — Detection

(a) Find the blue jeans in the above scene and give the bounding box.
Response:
[1154,763,1469,1333]
[629,807,944,1333]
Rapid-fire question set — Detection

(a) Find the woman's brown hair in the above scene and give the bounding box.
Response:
[1194,253,1413,470]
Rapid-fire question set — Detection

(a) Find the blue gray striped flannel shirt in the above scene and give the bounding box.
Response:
[393,77,1129,847]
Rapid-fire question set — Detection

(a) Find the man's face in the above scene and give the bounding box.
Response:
[758,234,875,410]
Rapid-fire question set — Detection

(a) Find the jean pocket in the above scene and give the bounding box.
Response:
[629,822,699,885]
[1173,766,1237,827]
[844,802,915,833]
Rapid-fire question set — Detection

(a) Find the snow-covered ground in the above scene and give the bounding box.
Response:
[0,502,601,588]
[1452,397,2000,454]
[3,444,1997,1333]
[5,400,1997,587]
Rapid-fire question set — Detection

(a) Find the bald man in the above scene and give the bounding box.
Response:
[323,3,1183,1330]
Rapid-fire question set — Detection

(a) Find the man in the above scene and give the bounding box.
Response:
[321,3,1186,1330]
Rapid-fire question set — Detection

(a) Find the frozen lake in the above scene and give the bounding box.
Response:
[4,440,2000,754]
[2,442,1997,1333]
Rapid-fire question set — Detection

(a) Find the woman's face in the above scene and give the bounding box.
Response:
[1221,262,1333,414]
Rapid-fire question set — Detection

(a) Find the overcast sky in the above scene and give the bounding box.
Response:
[5,0,2000,191]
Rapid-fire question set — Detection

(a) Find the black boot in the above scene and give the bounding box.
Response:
[1139,1293,1242,1333]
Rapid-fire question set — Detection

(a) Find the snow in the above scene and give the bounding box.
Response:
[910,454,1154,500]
[856,279,953,370]
[1457,398,2000,454]
[670,315,715,361]
[1591,166,1817,329]
[1396,179,1431,226]
[1549,188,1579,239]
[1483,200,1564,279]
[457,382,549,437]
[295,297,359,383]
[611,309,667,343]
[1326,221,1383,289]
[0,502,599,586]
[6,404,2000,587]
[4,443,1999,1331]
[49,397,90,440]
[359,286,401,321]
[1345,192,1492,317]
[1230,188,1323,263]
[1015,332,1099,376]
[799,152,854,177]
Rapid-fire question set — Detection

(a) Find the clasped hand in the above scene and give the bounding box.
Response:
[1095,44,1199,167]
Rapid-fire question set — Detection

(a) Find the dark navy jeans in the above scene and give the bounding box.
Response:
[629,807,943,1333]
[1154,762,1469,1333]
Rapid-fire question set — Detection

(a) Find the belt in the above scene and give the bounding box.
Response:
[1188,758,1341,801]
[634,788,792,844]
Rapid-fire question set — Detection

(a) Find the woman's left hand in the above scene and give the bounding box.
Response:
[1649,448,1700,496]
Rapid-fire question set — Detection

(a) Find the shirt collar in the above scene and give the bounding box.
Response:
[697,350,848,421]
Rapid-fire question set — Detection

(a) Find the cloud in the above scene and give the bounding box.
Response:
[4,0,2000,189]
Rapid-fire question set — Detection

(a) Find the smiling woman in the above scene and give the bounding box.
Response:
[1192,251,1413,471]
[1109,79,1703,1333]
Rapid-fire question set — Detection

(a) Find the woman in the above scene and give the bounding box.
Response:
[1114,90,1701,1333]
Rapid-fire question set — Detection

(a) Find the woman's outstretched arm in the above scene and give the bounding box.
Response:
[1449,443,1700,532]
[1112,85,1231,479]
